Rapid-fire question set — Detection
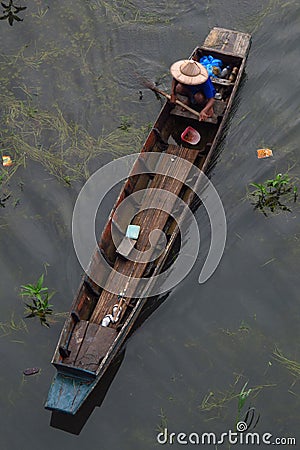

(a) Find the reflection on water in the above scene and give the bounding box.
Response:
[0,0,300,448]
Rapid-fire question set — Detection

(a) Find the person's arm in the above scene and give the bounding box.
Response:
[199,97,215,121]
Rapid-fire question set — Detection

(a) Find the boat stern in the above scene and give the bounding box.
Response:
[45,373,97,415]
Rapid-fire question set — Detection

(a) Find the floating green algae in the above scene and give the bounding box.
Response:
[0,91,151,185]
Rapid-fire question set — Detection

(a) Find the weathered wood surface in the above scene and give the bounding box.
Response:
[89,144,199,326]
[62,320,89,365]
[74,323,100,369]
[74,326,117,372]
[202,27,251,57]
[171,98,226,123]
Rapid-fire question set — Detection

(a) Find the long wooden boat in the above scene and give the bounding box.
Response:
[45,27,251,415]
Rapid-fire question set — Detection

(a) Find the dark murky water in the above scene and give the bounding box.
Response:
[1,1,299,449]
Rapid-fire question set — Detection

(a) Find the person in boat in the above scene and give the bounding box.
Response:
[170,59,215,121]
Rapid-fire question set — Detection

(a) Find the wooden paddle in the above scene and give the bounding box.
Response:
[142,78,201,120]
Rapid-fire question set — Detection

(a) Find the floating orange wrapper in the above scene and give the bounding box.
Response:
[2,155,13,167]
[257,148,273,159]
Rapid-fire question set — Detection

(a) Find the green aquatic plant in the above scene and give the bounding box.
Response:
[200,379,264,432]
[0,0,26,26]
[24,293,53,327]
[273,347,300,381]
[249,173,297,216]
[32,5,48,19]
[21,273,48,298]
[156,408,168,434]
[242,0,281,35]
[222,320,251,336]
[20,274,55,327]
[0,313,28,337]
[0,93,150,185]
[118,115,132,131]
[236,382,252,426]
[200,376,274,414]
[92,0,173,25]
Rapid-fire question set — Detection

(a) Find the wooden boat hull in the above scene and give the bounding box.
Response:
[45,27,251,415]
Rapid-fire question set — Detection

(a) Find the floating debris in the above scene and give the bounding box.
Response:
[23,367,40,376]
[2,155,13,167]
[257,148,273,159]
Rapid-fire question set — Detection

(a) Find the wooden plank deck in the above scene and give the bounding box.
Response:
[74,326,117,371]
[62,320,89,366]
[202,27,251,57]
[89,144,199,327]
[74,323,99,369]
[171,98,226,123]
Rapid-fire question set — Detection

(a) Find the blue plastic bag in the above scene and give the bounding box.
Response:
[200,55,223,76]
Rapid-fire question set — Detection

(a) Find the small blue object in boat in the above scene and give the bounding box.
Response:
[200,55,223,76]
[126,224,140,240]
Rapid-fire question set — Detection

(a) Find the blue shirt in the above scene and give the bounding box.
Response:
[188,78,215,100]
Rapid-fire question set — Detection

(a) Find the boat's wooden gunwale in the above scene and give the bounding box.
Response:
[201,46,246,58]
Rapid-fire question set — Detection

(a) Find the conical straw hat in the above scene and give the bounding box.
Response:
[170,59,208,85]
